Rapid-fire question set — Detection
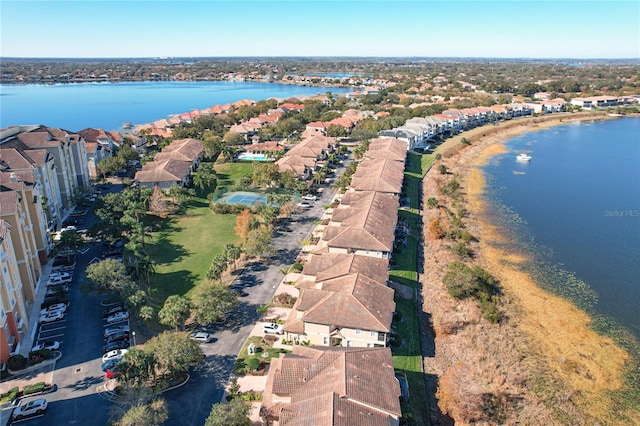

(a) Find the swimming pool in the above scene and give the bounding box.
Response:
[237,152,270,161]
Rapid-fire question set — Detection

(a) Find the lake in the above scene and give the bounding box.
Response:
[483,117,640,339]
[0,81,351,132]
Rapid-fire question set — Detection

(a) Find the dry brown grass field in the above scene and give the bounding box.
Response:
[421,112,639,425]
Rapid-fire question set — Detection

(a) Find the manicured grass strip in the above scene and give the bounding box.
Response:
[147,195,239,299]
[233,336,291,376]
[393,296,428,426]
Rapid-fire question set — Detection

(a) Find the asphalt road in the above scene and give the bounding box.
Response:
[15,177,339,425]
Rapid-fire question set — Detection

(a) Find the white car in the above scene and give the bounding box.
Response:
[189,331,211,343]
[39,310,64,323]
[32,340,60,351]
[102,348,128,363]
[106,311,129,323]
[47,275,72,286]
[303,194,318,201]
[40,303,68,315]
[262,322,283,335]
[297,202,312,209]
[12,398,48,420]
[49,271,72,280]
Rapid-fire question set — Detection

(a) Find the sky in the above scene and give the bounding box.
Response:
[1,1,639,59]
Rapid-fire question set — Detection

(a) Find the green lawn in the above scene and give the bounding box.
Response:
[146,162,255,301]
[147,196,239,299]
[214,162,254,189]
[391,192,429,425]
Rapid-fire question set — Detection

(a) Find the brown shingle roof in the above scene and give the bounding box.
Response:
[263,346,401,421]
[162,138,203,160]
[134,159,190,183]
[300,253,389,286]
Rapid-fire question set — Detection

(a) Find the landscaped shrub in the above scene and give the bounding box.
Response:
[28,349,51,365]
[7,355,25,371]
[0,387,19,404]
[23,382,46,396]
[275,293,297,308]
[240,391,263,401]
[290,262,303,272]
[246,358,260,372]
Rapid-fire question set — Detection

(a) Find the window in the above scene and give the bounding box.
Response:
[370,331,376,337]
[346,340,352,347]
[323,337,328,345]
[355,329,361,335]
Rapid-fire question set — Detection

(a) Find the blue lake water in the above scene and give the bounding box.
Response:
[483,117,640,338]
[0,81,351,132]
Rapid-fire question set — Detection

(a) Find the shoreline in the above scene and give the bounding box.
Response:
[420,112,639,424]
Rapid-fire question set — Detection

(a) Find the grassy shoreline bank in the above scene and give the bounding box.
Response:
[421,112,639,424]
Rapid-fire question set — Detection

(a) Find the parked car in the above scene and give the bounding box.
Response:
[11,398,48,420]
[189,332,211,343]
[105,331,130,344]
[106,311,129,323]
[52,255,76,272]
[102,349,128,363]
[104,324,130,338]
[39,310,64,324]
[101,359,120,372]
[303,194,318,201]
[47,274,72,286]
[32,341,60,351]
[262,322,283,335]
[62,218,82,228]
[40,303,68,315]
[104,324,130,337]
[105,369,122,379]
[103,305,126,317]
[45,285,69,297]
[297,202,312,209]
[49,271,72,280]
[104,340,129,353]
[41,296,69,309]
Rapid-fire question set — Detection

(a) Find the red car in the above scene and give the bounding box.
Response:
[105,369,122,379]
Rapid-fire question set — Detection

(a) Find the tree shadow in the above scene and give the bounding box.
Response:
[65,374,104,392]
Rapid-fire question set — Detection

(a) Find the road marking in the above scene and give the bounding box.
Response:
[40,324,66,332]
[37,333,64,343]
[9,413,46,423]
[77,247,90,254]
[89,257,102,264]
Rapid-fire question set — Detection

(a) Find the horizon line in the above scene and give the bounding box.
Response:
[2,56,639,61]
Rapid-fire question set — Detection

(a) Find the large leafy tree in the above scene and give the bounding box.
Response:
[242,227,274,259]
[85,259,135,298]
[114,399,168,426]
[193,282,238,325]
[157,295,191,330]
[204,398,250,426]
[118,347,157,387]
[144,332,202,377]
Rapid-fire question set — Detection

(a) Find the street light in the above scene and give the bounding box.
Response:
[132,331,136,346]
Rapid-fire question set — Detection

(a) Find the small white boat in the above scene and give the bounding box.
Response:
[516,153,532,162]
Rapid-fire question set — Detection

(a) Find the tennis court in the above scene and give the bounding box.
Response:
[217,191,268,206]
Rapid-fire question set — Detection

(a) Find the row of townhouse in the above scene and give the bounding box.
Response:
[379,102,567,150]
[0,125,93,362]
[570,95,637,109]
[283,137,407,348]
[133,138,204,190]
[261,136,408,425]
[275,135,337,180]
